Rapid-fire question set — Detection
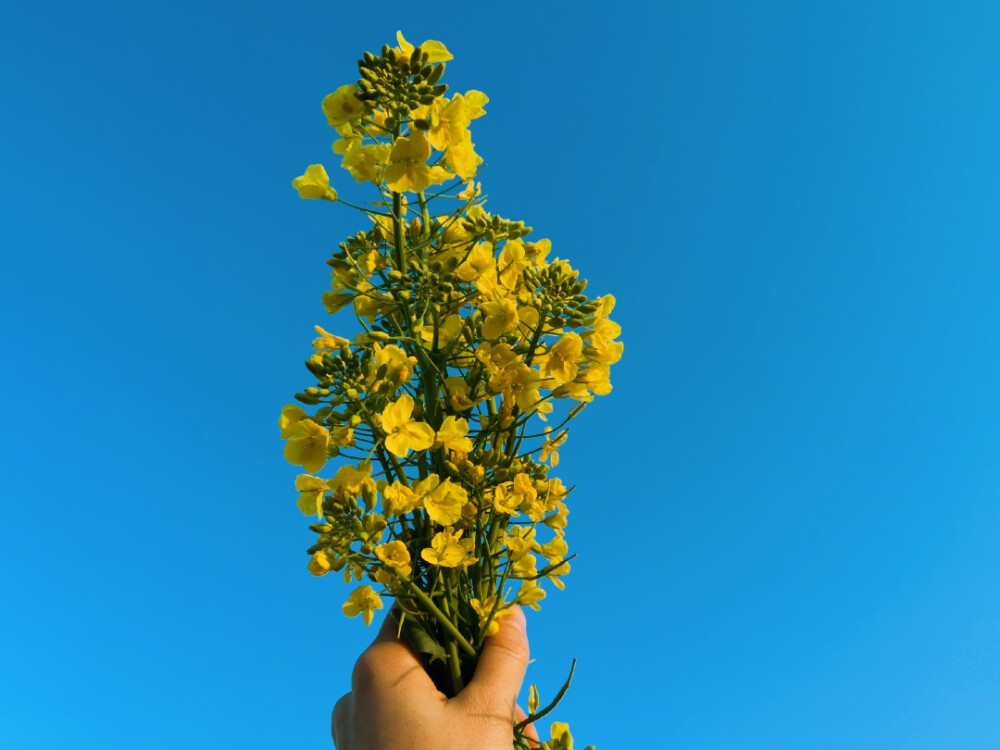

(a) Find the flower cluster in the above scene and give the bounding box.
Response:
[284,32,620,750]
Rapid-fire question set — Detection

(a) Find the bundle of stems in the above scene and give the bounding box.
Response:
[281,32,622,750]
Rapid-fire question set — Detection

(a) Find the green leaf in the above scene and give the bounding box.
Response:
[400,617,447,660]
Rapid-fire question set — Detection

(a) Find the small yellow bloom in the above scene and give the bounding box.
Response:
[341,142,390,184]
[455,241,495,283]
[427,96,472,151]
[434,416,473,453]
[416,474,467,526]
[456,90,488,119]
[322,84,366,128]
[504,526,536,561]
[312,325,349,350]
[542,332,583,385]
[492,483,520,516]
[380,394,436,457]
[295,474,328,517]
[375,540,411,576]
[342,585,384,626]
[292,164,338,201]
[420,528,467,567]
[328,461,375,502]
[547,722,574,750]
[470,595,513,637]
[481,297,519,339]
[539,428,568,467]
[395,31,453,63]
[444,138,481,179]
[384,131,452,193]
[515,579,546,611]
[308,550,332,577]
[283,418,330,473]
[373,344,416,387]
[382,481,421,516]
[279,404,308,438]
[444,376,476,411]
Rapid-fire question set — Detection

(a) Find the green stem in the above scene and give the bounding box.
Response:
[390,569,477,657]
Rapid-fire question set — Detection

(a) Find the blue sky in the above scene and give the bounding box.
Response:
[3,1,1000,748]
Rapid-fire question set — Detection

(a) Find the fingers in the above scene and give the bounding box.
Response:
[351,611,436,696]
[331,693,352,748]
[458,606,530,711]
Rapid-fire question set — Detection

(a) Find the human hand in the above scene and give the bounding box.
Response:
[332,606,539,749]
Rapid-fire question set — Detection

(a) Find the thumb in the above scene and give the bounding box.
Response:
[460,606,530,710]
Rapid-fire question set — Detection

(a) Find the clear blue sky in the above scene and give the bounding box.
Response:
[3,1,1000,748]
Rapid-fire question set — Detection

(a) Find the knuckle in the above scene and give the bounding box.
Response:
[350,649,382,691]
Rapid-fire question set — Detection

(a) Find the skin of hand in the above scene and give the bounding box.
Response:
[332,606,539,750]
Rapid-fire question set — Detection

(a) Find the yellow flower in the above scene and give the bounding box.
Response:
[380,394,435,457]
[395,31,453,63]
[342,585,384,625]
[539,428,568,467]
[515,579,546,611]
[481,297,519,339]
[506,362,550,416]
[382,481,421,516]
[444,376,476,411]
[341,142,390,184]
[373,344,416,387]
[444,139,483,180]
[544,501,569,534]
[420,313,463,348]
[542,332,583,385]
[539,536,568,564]
[384,131,452,193]
[292,164,338,201]
[416,474,467,526]
[420,528,466,567]
[504,526,536,561]
[307,550,332,577]
[283,418,330,473]
[322,84,366,128]
[279,404,308,438]
[322,290,354,313]
[434,416,473,453]
[312,325,349,350]
[455,241,495,283]
[492,483,519,516]
[498,239,529,291]
[547,722,574,750]
[295,474,328,517]
[375,540,411,576]
[470,595,513,637]
[328,461,375,502]
[456,90,488,119]
[427,96,473,151]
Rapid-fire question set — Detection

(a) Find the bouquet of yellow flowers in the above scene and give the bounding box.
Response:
[281,31,622,750]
